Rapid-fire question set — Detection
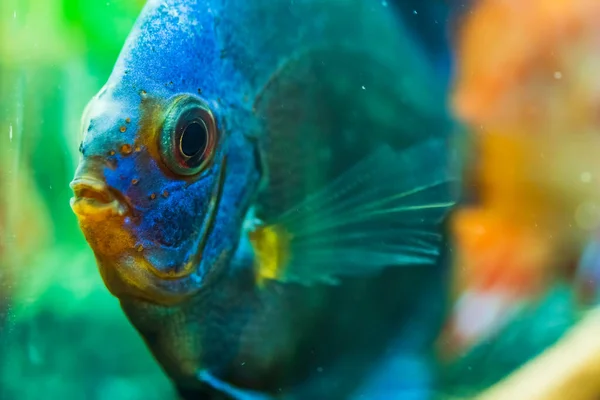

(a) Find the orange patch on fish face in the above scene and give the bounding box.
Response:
[77,215,137,258]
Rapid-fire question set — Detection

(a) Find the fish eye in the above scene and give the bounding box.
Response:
[180,121,208,158]
[160,95,218,176]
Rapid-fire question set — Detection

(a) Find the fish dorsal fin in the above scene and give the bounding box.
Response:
[248,139,459,286]
[250,43,449,220]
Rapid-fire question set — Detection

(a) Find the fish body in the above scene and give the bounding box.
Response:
[70,0,457,398]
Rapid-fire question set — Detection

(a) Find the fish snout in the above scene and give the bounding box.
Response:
[70,177,127,219]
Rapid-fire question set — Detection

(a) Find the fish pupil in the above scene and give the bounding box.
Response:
[180,121,207,158]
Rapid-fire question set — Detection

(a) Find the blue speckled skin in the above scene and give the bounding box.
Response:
[74,0,453,399]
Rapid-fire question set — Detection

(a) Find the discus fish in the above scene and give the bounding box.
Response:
[70,0,458,398]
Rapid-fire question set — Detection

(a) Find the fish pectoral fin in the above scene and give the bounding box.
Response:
[249,138,459,286]
[197,370,275,400]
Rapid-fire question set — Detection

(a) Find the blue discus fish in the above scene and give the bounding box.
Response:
[70,0,458,398]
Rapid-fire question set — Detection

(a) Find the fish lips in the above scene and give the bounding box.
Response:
[70,177,129,220]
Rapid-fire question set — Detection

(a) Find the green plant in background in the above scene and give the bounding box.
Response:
[0,1,176,398]
[62,0,147,64]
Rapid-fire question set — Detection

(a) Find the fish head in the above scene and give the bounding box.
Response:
[70,0,261,304]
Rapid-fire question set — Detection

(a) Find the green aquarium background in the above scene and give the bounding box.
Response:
[0,1,584,399]
[0,0,175,398]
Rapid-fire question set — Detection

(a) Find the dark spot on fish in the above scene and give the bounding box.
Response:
[162,190,169,198]
[131,178,139,186]
[125,118,131,123]
[87,121,94,131]
[120,126,127,133]
[197,88,202,95]
[78,142,84,154]
[120,144,133,155]
[125,70,130,75]
[150,193,157,200]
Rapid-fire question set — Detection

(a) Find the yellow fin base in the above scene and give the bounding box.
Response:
[248,225,292,287]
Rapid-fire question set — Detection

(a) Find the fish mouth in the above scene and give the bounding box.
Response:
[70,177,128,219]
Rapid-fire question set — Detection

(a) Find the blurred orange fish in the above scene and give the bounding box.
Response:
[439,134,576,356]
[441,0,600,356]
